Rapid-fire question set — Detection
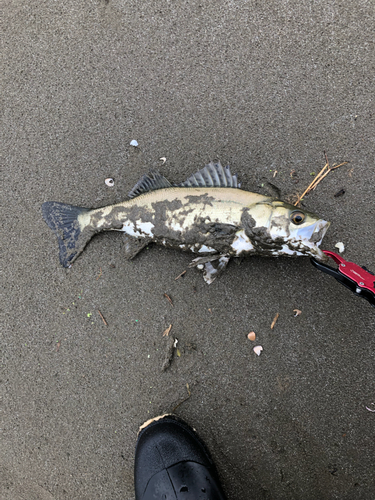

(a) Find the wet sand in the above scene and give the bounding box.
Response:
[1,1,375,498]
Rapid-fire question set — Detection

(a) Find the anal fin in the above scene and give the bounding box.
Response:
[123,234,152,260]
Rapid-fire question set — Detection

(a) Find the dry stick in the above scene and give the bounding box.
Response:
[294,162,348,206]
[294,164,328,206]
[309,161,348,189]
[162,336,175,371]
[311,161,348,191]
[311,162,348,191]
[98,309,108,326]
[164,293,174,306]
[172,383,191,412]
[311,165,331,191]
[175,270,187,280]
[330,162,348,171]
[271,313,280,329]
[163,324,172,337]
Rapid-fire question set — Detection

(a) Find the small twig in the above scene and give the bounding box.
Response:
[294,160,348,206]
[98,309,108,326]
[161,336,175,371]
[175,270,187,280]
[172,383,191,412]
[311,166,331,191]
[330,162,348,171]
[271,313,280,329]
[163,324,172,337]
[164,293,174,306]
[294,163,328,205]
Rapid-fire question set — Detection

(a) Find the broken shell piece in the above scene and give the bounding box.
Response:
[130,139,139,147]
[253,345,263,356]
[173,338,178,348]
[160,157,167,164]
[293,309,302,317]
[105,178,114,187]
[247,331,256,341]
[197,264,204,270]
[335,242,345,253]
[365,403,375,412]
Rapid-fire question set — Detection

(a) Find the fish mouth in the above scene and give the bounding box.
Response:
[296,219,330,260]
[310,219,330,245]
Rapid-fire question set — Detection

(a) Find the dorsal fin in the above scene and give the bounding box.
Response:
[128,162,240,198]
[178,162,240,188]
[128,170,172,199]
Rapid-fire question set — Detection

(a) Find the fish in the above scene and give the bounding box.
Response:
[42,162,330,284]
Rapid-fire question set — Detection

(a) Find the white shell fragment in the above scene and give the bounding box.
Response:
[253,345,263,356]
[130,140,139,147]
[160,157,167,164]
[105,178,114,187]
[335,242,345,253]
[173,338,178,348]
[365,403,375,412]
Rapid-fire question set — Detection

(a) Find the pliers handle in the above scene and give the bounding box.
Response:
[311,250,375,308]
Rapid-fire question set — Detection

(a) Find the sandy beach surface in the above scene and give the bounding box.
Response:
[1,1,375,498]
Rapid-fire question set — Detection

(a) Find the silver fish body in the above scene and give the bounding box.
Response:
[42,162,330,283]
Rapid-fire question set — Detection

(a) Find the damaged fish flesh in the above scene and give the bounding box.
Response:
[42,162,330,284]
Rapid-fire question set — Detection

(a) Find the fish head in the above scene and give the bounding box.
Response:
[266,201,330,260]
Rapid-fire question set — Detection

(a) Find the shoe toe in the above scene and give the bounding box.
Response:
[134,415,225,500]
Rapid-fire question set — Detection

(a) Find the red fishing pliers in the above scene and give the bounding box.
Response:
[311,250,375,308]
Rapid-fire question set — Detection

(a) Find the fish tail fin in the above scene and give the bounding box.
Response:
[42,201,93,267]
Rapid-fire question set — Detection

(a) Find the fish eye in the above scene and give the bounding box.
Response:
[290,211,305,225]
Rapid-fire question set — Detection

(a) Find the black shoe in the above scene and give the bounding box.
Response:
[134,414,227,500]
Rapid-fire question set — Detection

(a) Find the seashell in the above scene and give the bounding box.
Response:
[253,345,263,356]
[335,242,345,253]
